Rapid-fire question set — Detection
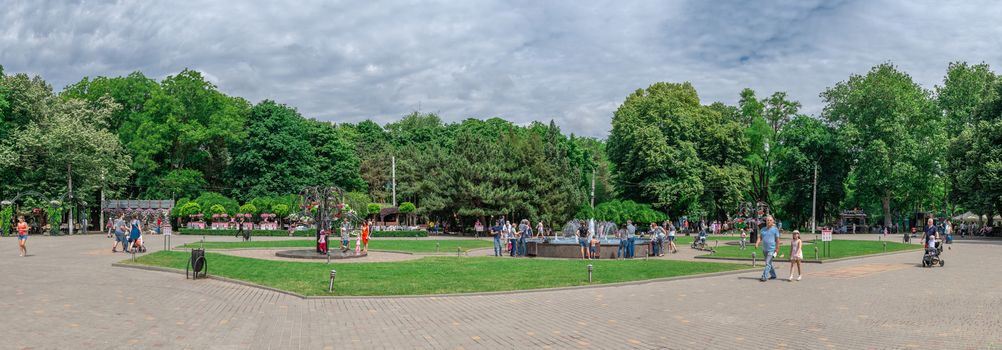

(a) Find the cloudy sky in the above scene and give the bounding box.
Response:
[2,0,1001,137]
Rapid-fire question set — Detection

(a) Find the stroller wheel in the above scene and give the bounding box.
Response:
[939,260,944,267]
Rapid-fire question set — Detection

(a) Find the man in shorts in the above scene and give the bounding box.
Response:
[113,214,127,253]
[578,224,589,260]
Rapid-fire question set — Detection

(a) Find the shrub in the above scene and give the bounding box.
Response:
[177,202,202,219]
[179,228,316,237]
[370,230,427,238]
[239,203,258,215]
[194,192,239,217]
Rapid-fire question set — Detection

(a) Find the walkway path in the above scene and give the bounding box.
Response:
[2,234,1000,349]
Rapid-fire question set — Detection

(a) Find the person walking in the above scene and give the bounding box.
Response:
[112,214,127,253]
[756,215,781,282]
[577,224,589,260]
[16,216,29,257]
[127,214,143,253]
[105,218,113,238]
[492,221,503,257]
[667,222,678,254]
[787,230,803,281]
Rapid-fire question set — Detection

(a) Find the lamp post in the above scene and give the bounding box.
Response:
[587,264,593,283]
[328,269,337,293]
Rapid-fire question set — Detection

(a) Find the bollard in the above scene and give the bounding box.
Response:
[814,246,819,261]
[457,246,462,257]
[132,250,136,262]
[327,250,331,264]
[883,242,887,253]
[328,269,337,293]
[587,264,593,283]
[751,252,756,266]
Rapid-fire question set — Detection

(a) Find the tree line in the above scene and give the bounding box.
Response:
[608,62,1002,229]
[1,61,1000,231]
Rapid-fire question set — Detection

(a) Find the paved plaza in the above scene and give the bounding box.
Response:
[2,234,1000,349]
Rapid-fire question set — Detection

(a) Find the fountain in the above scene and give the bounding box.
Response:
[526,219,651,259]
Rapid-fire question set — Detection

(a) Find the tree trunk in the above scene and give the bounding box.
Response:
[882,195,892,229]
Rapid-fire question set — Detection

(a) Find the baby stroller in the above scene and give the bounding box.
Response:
[921,242,944,267]
[691,230,709,250]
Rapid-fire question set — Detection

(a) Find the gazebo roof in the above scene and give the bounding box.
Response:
[379,207,400,218]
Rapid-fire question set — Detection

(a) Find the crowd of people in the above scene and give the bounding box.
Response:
[487,217,545,257]
[316,219,371,255]
[106,213,150,253]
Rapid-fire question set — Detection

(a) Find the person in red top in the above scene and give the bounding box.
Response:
[16,216,29,257]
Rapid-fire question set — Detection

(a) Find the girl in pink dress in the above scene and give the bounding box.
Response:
[788,231,803,281]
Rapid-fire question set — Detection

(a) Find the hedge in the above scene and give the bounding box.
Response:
[178,229,316,237]
[370,230,427,238]
[177,229,427,238]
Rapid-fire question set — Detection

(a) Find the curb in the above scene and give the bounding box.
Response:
[113,260,756,300]
[112,262,309,299]
[171,247,493,256]
[693,247,922,264]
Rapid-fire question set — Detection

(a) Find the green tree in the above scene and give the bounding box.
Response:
[399,201,416,226]
[607,82,748,219]
[239,203,258,215]
[227,101,317,199]
[937,62,998,136]
[772,116,849,228]
[0,95,132,204]
[193,192,239,217]
[271,204,291,220]
[822,63,946,227]
[176,201,202,220]
[367,203,381,219]
[947,68,1002,221]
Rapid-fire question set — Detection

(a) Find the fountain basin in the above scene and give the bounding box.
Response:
[525,238,653,259]
[275,249,367,260]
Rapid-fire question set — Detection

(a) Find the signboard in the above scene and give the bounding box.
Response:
[821,228,833,242]
[162,226,172,236]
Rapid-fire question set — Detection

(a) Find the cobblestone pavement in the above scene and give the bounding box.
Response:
[2,234,1000,349]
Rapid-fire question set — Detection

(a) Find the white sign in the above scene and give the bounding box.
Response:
[162,226,172,236]
[821,228,833,242]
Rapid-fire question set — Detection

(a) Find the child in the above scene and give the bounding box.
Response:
[740,229,747,250]
[788,230,803,281]
[355,229,362,255]
[340,223,351,252]
[318,229,328,254]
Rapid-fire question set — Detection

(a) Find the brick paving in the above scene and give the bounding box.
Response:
[2,234,1001,349]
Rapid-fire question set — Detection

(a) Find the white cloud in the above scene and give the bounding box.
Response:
[2,0,1001,137]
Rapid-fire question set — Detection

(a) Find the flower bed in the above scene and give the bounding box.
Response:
[179,228,316,237]
[370,230,427,238]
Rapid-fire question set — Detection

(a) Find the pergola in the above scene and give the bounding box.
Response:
[102,200,174,229]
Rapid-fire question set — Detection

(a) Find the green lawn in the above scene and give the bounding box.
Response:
[700,240,921,260]
[178,239,494,253]
[126,251,751,296]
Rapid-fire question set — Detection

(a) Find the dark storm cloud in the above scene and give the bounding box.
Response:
[2,0,1001,137]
